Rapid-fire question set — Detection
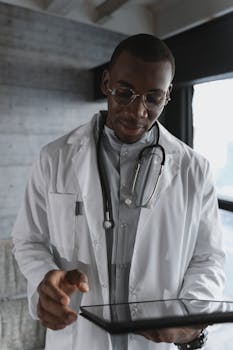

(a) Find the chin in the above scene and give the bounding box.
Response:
[118,134,142,144]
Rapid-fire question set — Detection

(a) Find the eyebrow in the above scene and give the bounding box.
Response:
[117,80,133,88]
[117,80,165,94]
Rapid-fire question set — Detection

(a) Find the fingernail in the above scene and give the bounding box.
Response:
[67,314,77,324]
[79,282,89,291]
[61,296,70,305]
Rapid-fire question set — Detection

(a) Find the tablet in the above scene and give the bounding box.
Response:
[80,298,233,334]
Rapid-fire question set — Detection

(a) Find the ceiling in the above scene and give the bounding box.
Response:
[1,0,233,38]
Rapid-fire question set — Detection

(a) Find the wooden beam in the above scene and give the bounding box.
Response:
[45,0,76,14]
[94,0,129,23]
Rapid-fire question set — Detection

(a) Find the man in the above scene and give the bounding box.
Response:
[12,34,225,349]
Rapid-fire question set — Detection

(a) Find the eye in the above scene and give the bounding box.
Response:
[116,88,134,99]
[146,93,164,105]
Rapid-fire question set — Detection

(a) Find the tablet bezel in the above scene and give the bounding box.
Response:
[80,298,233,334]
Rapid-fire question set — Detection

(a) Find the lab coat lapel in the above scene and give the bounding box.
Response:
[69,125,109,298]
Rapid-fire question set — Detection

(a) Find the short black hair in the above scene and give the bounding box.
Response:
[109,33,175,79]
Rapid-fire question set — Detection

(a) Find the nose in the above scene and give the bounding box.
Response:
[130,95,148,120]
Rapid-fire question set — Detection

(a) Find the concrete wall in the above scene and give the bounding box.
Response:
[0,2,125,239]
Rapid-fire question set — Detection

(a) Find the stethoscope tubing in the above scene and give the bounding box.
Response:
[97,120,165,231]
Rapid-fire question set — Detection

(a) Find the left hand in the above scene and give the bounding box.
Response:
[138,326,203,343]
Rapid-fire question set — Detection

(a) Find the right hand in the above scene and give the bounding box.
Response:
[37,269,89,330]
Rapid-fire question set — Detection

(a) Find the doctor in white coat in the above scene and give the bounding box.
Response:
[12,34,225,350]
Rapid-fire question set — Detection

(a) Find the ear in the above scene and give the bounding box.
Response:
[165,83,173,104]
[167,83,173,96]
[101,69,110,95]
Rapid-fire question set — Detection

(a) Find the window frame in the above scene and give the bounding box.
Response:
[219,199,233,212]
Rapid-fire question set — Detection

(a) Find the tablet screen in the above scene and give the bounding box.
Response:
[80,299,233,334]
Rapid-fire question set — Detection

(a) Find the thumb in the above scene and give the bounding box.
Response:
[66,269,89,293]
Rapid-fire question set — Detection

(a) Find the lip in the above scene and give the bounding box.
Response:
[119,123,145,139]
[119,120,145,131]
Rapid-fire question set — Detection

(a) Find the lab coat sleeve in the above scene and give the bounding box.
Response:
[179,160,226,300]
[12,148,59,319]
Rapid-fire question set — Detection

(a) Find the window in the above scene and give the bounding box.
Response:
[193,79,233,202]
[193,78,233,298]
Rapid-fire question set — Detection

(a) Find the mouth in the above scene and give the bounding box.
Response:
[119,121,145,134]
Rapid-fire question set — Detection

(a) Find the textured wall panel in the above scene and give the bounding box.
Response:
[0,239,27,298]
[0,298,45,350]
[0,2,124,69]
[0,2,116,238]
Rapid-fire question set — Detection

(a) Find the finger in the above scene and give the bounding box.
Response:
[161,327,201,344]
[39,289,76,320]
[37,299,77,329]
[138,328,189,343]
[186,324,208,330]
[156,328,177,343]
[66,270,89,292]
[40,321,67,331]
[38,270,70,305]
[38,302,68,331]
[38,279,70,306]
[37,299,65,328]
[137,330,161,342]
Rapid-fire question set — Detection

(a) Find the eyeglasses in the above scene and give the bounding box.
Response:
[107,87,171,111]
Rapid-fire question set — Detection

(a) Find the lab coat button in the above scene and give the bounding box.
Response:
[121,183,126,190]
[122,148,128,156]
[93,239,98,246]
[125,198,132,206]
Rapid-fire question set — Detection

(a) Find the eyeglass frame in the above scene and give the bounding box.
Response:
[107,86,172,111]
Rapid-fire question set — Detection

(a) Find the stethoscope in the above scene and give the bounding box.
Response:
[97,119,166,232]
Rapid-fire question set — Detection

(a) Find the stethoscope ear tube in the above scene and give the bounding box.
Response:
[155,144,166,166]
[97,118,115,231]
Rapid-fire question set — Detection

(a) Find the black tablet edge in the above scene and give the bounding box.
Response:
[79,310,233,335]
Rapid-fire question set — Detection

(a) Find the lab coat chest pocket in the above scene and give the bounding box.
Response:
[47,192,76,260]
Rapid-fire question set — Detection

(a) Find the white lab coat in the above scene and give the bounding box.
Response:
[12,114,225,350]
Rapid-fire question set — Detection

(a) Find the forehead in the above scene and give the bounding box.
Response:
[110,51,172,91]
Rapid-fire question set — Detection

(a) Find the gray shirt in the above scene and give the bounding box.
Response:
[100,124,157,303]
[96,115,158,349]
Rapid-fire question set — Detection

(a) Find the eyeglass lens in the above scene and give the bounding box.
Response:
[112,88,167,110]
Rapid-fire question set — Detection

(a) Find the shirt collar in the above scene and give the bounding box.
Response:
[103,124,156,151]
